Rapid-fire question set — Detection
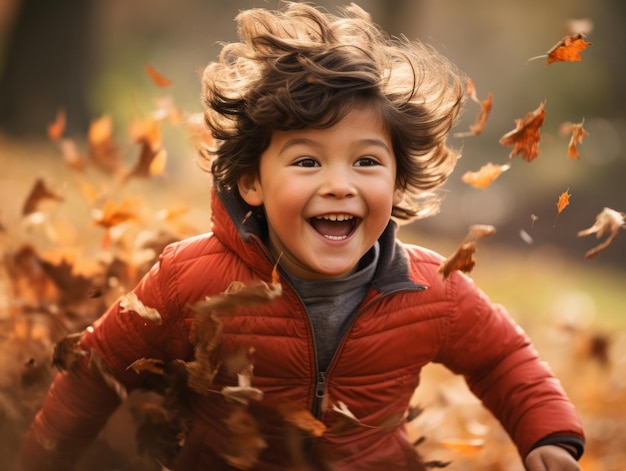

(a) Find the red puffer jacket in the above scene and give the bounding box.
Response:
[20,188,584,470]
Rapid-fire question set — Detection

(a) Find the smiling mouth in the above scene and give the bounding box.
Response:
[309,214,359,240]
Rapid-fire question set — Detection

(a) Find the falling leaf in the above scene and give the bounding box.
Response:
[21,178,64,216]
[560,120,589,159]
[577,207,625,258]
[119,292,163,325]
[438,438,485,455]
[52,332,88,371]
[546,33,592,64]
[330,401,361,434]
[499,101,546,162]
[277,403,327,437]
[92,198,139,229]
[527,33,592,65]
[556,189,571,214]
[519,229,534,245]
[554,189,572,227]
[127,357,166,375]
[461,162,510,189]
[88,114,123,175]
[438,225,496,280]
[57,138,85,171]
[146,64,173,87]
[47,109,66,141]
[221,406,267,470]
[454,78,493,137]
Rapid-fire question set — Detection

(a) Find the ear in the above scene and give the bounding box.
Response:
[237,173,263,207]
[393,187,404,206]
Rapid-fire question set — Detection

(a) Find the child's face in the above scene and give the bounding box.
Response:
[238,106,402,280]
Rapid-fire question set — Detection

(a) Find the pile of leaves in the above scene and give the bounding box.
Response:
[0,30,625,471]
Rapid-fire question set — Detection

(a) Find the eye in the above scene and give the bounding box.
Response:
[294,157,319,168]
[354,156,380,167]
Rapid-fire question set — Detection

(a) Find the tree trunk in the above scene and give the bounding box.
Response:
[0,0,96,139]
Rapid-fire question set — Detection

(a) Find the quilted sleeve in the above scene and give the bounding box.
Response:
[434,271,585,460]
[19,243,190,470]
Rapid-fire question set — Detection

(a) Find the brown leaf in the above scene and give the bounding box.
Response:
[560,120,589,159]
[92,198,139,229]
[454,78,493,137]
[58,138,86,171]
[119,292,163,325]
[22,178,64,216]
[47,109,66,141]
[221,406,266,470]
[577,207,625,259]
[88,114,123,175]
[556,189,571,214]
[461,162,510,189]
[277,403,327,437]
[146,64,173,87]
[125,118,167,181]
[52,332,88,371]
[499,101,546,162]
[330,401,361,434]
[546,33,592,65]
[127,357,166,375]
[438,225,496,280]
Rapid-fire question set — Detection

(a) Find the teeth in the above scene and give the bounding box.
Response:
[316,214,354,222]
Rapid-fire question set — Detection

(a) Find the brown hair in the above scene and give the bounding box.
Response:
[201,2,466,221]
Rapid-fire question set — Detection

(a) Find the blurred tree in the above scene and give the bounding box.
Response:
[0,0,96,139]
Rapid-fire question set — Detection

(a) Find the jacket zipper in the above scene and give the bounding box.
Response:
[248,235,426,420]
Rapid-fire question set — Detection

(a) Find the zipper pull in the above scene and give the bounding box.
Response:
[313,372,327,418]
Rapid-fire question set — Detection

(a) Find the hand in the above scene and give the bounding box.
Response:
[524,445,582,470]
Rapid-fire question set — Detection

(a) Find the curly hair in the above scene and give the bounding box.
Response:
[201,2,466,221]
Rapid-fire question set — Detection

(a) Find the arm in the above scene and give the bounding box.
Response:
[434,271,585,463]
[525,445,581,471]
[20,244,188,470]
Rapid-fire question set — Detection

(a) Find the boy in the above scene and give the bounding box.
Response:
[21,3,584,470]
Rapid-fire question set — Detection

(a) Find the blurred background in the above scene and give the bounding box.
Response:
[0,1,625,470]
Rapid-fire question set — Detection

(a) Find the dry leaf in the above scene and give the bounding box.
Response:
[560,120,589,159]
[454,78,493,137]
[146,64,173,87]
[499,101,546,162]
[546,33,592,64]
[125,118,167,180]
[119,292,163,325]
[556,189,571,214]
[438,225,496,280]
[221,406,266,470]
[438,438,485,455]
[21,178,64,216]
[58,138,86,171]
[330,401,361,434]
[47,109,66,141]
[577,207,625,259]
[92,198,139,229]
[88,114,123,175]
[127,357,166,375]
[52,332,88,371]
[277,403,327,437]
[461,163,510,189]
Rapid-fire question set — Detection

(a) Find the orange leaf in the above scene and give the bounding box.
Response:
[47,109,66,141]
[577,207,625,259]
[499,101,546,162]
[438,225,496,280]
[556,189,571,213]
[454,79,493,137]
[564,120,589,159]
[22,178,64,216]
[92,198,139,229]
[461,162,510,189]
[546,33,592,64]
[146,64,172,87]
[88,115,123,175]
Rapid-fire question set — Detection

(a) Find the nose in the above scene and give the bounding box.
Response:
[319,166,356,198]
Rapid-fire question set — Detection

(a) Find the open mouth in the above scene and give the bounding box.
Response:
[309,214,359,241]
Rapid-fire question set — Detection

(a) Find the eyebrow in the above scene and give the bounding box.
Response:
[279,137,391,154]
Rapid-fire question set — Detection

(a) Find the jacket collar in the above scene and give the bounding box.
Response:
[211,185,427,292]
